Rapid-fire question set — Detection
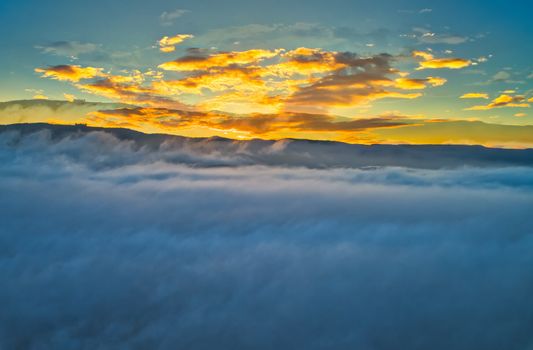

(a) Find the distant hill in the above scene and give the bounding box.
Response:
[0,99,132,125]
[0,99,130,110]
[2,122,533,169]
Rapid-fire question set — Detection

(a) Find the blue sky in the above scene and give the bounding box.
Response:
[0,0,532,144]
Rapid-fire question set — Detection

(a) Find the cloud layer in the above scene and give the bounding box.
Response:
[5,100,533,147]
[34,45,461,115]
[1,125,533,349]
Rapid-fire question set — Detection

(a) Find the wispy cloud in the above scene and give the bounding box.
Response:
[35,41,99,59]
[160,8,189,26]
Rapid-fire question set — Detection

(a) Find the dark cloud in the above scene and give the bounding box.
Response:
[1,124,533,349]
[285,53,421,110]
[91,107,408,135]
[77,78,191,110]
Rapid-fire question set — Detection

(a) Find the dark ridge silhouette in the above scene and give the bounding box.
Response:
[2,122,533,169]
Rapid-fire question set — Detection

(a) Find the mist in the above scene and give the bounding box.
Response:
[1,126,533,349]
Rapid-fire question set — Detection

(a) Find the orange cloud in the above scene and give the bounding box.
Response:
[460,93,489,99]
[413,51,471,70]
[87,106,411,141]
[35,65,104,82]
[266,48,346,77]
[158,34,194,52]
[63,93,76,102]
[158,48,281,71]
[35,47,453,116]
[395,76,446,90]
[465,94,530,110]
[76,76,188,109]
[153,66,266,95]
[283,54,424,112]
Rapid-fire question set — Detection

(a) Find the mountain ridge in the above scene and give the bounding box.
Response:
[2,122,533,169]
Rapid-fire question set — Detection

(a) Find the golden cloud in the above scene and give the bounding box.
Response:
[76,76,188,109]
[34,46,453,117]
[158,34,194,52]
[283,54,424,112]
[413,51,471,70]
[465,94,530,110]
[158,48,281,71]
[395,76,446,90]
[266,48,346,77]
[87,106,411,141]
[35,65,105,82]
[460,93,489,99]
[63,93,76,102]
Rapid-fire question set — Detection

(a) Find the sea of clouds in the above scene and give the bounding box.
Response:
[1,128,533,349]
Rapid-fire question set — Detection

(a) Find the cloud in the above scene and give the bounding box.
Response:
[1,125,533,349]
[76,77,188,109]
[283,53,424,112]
[267,47,346,76]
[471,70,523,86]
[413,51,471,70]
[158,48,281,71]
[158,34,194,52]
[465,94,530,110]
[395,76,446,90]
[460,93,489,99]
[412,28,469,45]
[156,48,435,112]
[63,93,76,102]
[375,119,533,148]
[35,65,105,82]
[87,107,410,140]
[33,65,187,108]
[160,8,189,26]
[35,41,99,58]
[25,88,48,100]
[28,43,468,120]
[0,99,127,125]
[7,100,533,148]
[194,23,390,51]
[493,71,511,81]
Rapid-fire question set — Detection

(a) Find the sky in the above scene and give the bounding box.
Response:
[1,0,532,145]
[1,2,533,346]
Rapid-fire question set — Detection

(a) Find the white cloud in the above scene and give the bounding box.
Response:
[35,41,99,59]
[1,126,533,349]
[160,8,190,26]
